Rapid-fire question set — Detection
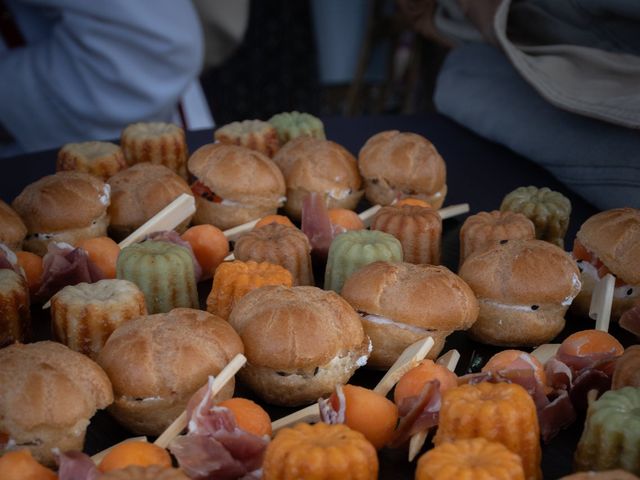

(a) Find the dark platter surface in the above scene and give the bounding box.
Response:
[7,113,631,479]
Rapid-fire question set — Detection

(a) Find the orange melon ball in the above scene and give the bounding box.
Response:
[218,397,272,437]
[76,236,120,279]
[329,384,398,450]
[0,449,57,480]
[558,329,624,358]
[395,198,432,208]
[394,359,458,406]
[254,214,295,230]
[181,224,229,279]
[328,208,364,232]
[98,441,172,473]
[15,251,43,296]
[482,349,547,386]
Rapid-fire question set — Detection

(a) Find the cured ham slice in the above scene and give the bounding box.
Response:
[389,380,441,448]
[56,450,100,480]
[301,192,334,258]
[35,243,104,301]
[171,377,268,480]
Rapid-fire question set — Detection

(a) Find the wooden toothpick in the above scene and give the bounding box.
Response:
[408,349,460,462]
[119,194,195,249]
[153,353,247,449]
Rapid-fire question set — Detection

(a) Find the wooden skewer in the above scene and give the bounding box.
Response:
[530,343,561,365]
[118,193,195,249]
[90,436,147,464]
[373,336,435,396]
[532,272,616,365]
[271,404,320,434]
[359,203,385,228]
[223,219,260,242]
[437,203,470,220]
[152,353,247,449]
[89,354,246,461]
[590,273,616,332]
[271,336,435,432]
[408,349,460,462]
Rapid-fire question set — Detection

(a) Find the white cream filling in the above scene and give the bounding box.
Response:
[99,183,111,206]
[356,338,373,367]
[121,395,162,402]
[220,195,286,208]
[578,261,638,299]
[327,188,351,200]
[481,299,540,312]
[362,313,431,335]
[220,198,243,207]
[561,273,582,306]
[3,437,16,451]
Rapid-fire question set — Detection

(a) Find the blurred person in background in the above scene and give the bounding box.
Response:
[398,0,640,210]
[0,0,233,157]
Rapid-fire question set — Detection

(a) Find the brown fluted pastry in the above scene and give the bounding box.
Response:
[459,210,535,266]
[500,185,571,248]
[51,279,147,359]
[233,223,314,286]
[56,141,127,181]
[370,205,442,265]
[214,119,280,157]
[0,268,30,348]
[107,163,194,240]
[120,122,188,178]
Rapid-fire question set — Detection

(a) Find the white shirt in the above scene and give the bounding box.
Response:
[0,0,213,157]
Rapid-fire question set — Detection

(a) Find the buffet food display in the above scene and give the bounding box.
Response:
[1,113,639,480]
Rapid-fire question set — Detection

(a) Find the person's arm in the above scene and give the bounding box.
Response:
[0,0,203,153]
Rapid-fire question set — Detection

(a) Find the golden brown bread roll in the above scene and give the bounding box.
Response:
[12,171,110,255]
[97,308,243,435]
[107,163,194,240]
[228,285,370,406]
[341,261,478,368]
[358,130,447,208]
[459,239,581,346]
[272,136,363,220]
[188,143,286,230]
[572,208,640,321]
[0,341,113,466]
[0,200,27,251]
